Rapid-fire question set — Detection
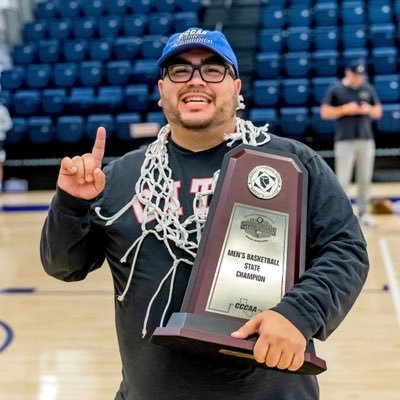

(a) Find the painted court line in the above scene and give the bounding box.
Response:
[380,238,400,326]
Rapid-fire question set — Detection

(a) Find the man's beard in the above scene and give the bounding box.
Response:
[179,115,214,130]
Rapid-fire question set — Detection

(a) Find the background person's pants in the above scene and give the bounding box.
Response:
[334,139,375,216]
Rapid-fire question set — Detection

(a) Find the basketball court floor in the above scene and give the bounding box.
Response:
[1,184,399,399]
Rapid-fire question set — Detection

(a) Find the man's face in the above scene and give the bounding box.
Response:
[346,69,366,88]
[158,49,242,131]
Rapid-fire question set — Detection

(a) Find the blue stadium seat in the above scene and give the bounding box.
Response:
[282,78,310,106]
[123,15,148,37]
[314,2,338,26]
[310,106,334,141]
[248,108,277,130]
[82,0,104,16]
[72,17,97,39]
[342,48,368,70]
[368,1,392,24]
[114,37,142,60]
[12,90,41,115]
[86,114,114,139]
[49,19,72,40]
[395,0,400,22]
[142,35,168,59]
[106,61,132,85]
[37,39,60,63]
[313,50,339,77]
[68,87,95,112]
[377,104,400,133]
[148,13,172,35]
[131,0,152,14]
[6,118,26,144]
[290,0,312,5]
[63,40,88,62]
[97,86,124,111]
[12,43,36,65]
[1,66,25,90]
[258,29,284,53]
[146,111,167,126]
[253,80,280,107]
[53,63,78,87]
[132,59,159,84]
[342,25,367,49]
[89,39,113,61]
[260,6,286,29]
[311,76,337,103]
[373,75,400,103]
[23,20,48,41]
[341,1,366,25]
[154,0,176,13]
[148,84,161,109]
[286,27,311,52]
[175,0,202,12]
[115,112,141,140]
[0,90,11,109]
[42,88,67,114]
[59,0,82,18]
[314,26,339,50]
[98,16,122,38]
[27,116,54,143]
[26,64,52,89]
[280,107,309,140]
[284,52,311,78]
[125,84,149,111]
[104,0,129,15]
[172,12,199,32]
[255,52,280,79]
[369,23,396,48]
[287,4,311,27]
[56,116,85,143]
[371,47,398,74]
[35,1,57,19]
[79,61,103,86]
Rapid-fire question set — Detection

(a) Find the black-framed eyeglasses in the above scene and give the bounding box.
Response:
[163,63,237,83]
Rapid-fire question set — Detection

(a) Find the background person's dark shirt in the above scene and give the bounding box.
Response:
[322,81,381,141]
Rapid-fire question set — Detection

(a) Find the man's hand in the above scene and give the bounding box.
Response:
[57,127,106,200]
[231,310,306,371]
[341,101,362,116]
[359,102,373,116]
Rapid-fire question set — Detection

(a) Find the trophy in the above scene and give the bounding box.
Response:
[151,144,327,375]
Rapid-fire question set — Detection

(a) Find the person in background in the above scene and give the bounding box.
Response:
[0,101,12,193]
[320,60,383,227]
[40,28,369,400]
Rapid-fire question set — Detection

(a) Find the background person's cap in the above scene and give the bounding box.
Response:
[347,60,367,74]
[157,27,239,76]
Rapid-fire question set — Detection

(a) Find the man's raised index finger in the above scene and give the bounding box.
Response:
[92,127,106,165]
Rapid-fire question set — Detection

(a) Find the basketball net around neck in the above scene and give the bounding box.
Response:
[95,117,271,337]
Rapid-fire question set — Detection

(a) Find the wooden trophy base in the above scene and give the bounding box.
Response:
[151,312,327,375]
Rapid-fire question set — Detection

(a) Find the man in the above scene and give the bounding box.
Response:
[320,60,382,226]
[41,28,369,400]
[0,102,13,192]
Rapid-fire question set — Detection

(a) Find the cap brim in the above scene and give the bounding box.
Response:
[157,42,235,69]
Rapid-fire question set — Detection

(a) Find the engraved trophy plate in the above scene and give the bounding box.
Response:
[206,203,288,319]
[151,144,327,375]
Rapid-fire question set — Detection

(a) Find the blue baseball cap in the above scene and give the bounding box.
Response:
[157,27,239,76]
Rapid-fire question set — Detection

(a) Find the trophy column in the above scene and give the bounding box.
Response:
[151,144,327,375]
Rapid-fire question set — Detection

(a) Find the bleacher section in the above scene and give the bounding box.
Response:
[0,0,399,188]
[252,0,400,148]
[1,0,203,155]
